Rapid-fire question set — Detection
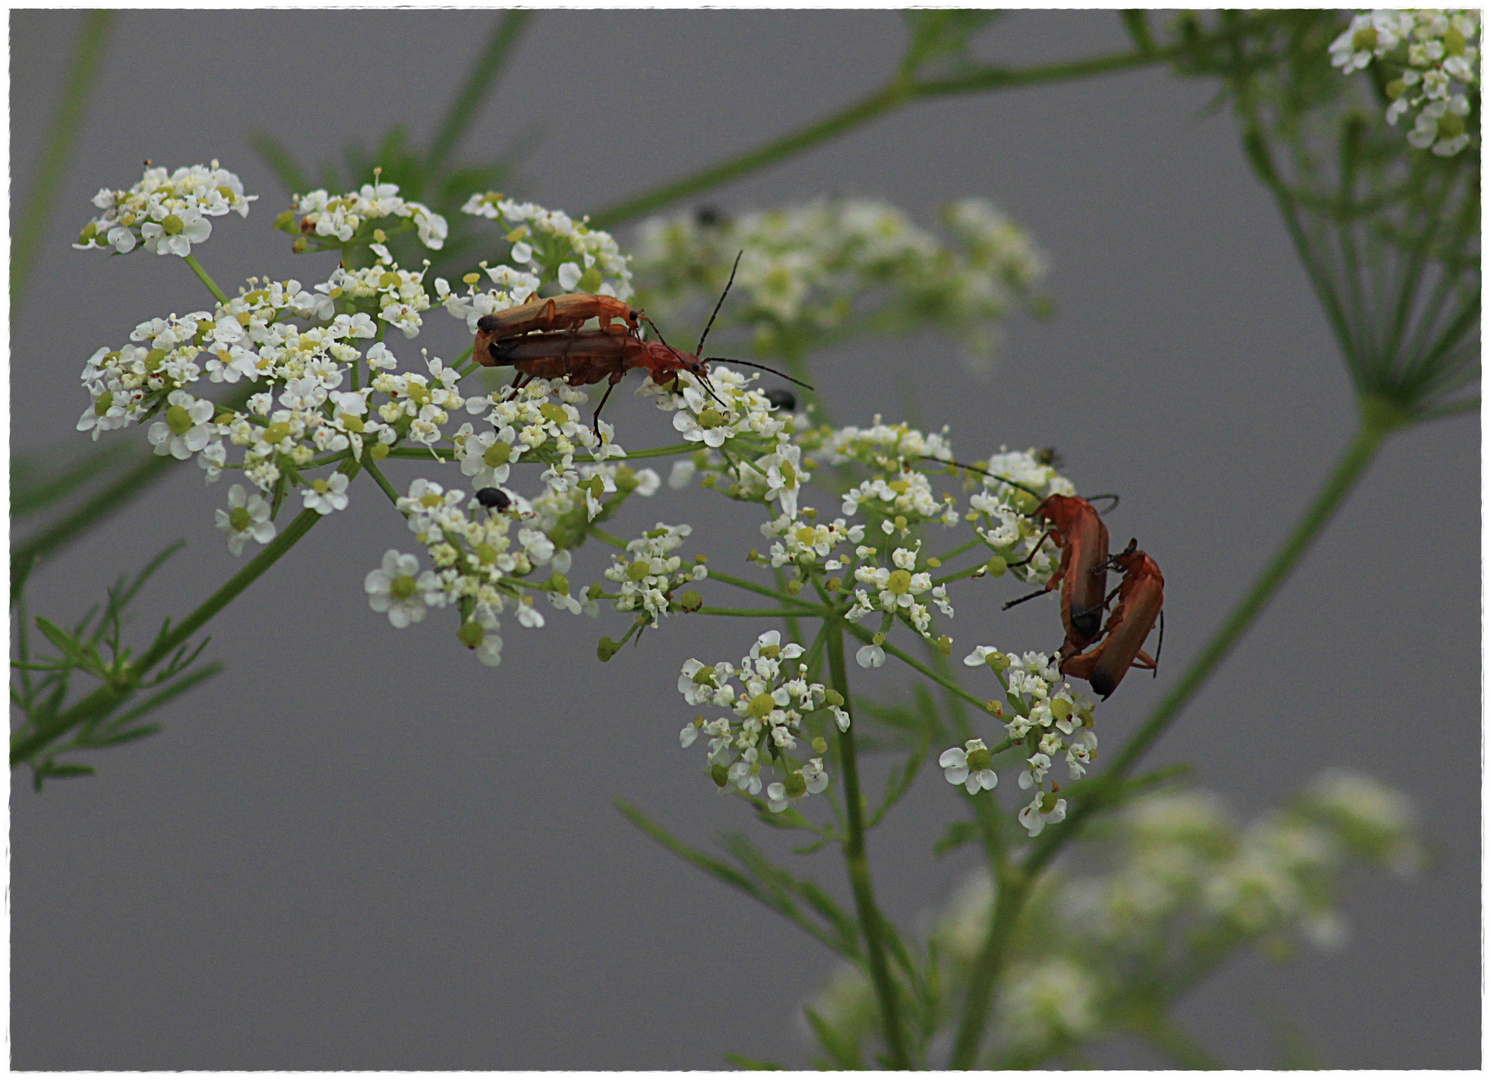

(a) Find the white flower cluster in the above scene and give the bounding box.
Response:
[602,523,706,626]
[1330,9,1480,156]
[444,190,626,314]
[291,175,448,249]
[963,448,1078,584]
[75,160,255,257]
[319,242,431,338]
[678,631,848,812]
[630,197,1046,375]
[804,772,1425,1066]
[846,539,954,643]
[947,647,1097,837]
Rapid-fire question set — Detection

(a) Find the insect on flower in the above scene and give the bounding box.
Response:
[937,457,1116,659]
[1060,538,1164,699]
[473,253,811,430]
[472,292,644,355]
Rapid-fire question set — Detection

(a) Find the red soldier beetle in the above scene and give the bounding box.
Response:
[473,293,643,364]
[1060,538,1164,699]
[475,252,811,430]
[932,457,1117,656]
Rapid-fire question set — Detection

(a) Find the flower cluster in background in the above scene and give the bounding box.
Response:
[629,197,1047,376]
[805,770,1428,1066]
[1330,9,1480,156]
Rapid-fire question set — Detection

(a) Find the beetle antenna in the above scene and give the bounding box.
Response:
[1083,493,1121,513]
[701,357,813,390]
[927,456,1045,500]
[642,316,672,350]
[696,250,743,356]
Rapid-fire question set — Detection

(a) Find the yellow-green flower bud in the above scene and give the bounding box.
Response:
[390,574,418,601]
[597,636,622,662]
[78,222,98,245]
[475,542,500,565]
[1051,698,1072,720]
[161,213,185,236]
[263,421,292,445]
[578,266,604,293]
[379,271,400,289]
[759,643,781,659]
[784,771,807,798]
[824,689,845,708]
[697,408,727,429]
[677,590,703,612]
[145,348,167,372]
[748,693,776,718]
[811,737,828,754]
[292,237,308,254]
[369,442,390,460]
[540,403,569,425]
[966,746,993,771]
[165,404,193,436]
[93,392,114,416]
[458,621,484,649]
[273,210,295,231]
[483,441,512,467]
[986,556,1007,577]
[340,414,365,433]
[1040,791,1061,814]
[985,650,1010,672]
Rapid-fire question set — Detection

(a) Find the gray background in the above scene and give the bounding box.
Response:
[10,10,1478,1070]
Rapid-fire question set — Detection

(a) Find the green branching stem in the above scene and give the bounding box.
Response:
[11,499,330,768]
[588,33,1212,230]
[426,11,533,171]
[12,9,113,307]
[183,253,230,305]
[826,619,912,1070]
[947,400,1402,1068]
[844,622,998,720]
[1134,1015,1223,1070]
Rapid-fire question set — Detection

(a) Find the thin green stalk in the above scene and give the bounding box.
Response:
[183,253,230,304]
[586,526,628,550]
[706,568,819,608]
[948,405,1400,1067]
[844,623,996,718]
[1135,1016,1222,1070]
[361,457,402,507]
[589,81,912,229]
[825,620,911,1070]
[12,453,175,582]
[12,10,113,307]
[427,11,533,171]
[12,503,327,767]
[691,606,823,618]
[948,863,1030,1069]
[1103,404,1397,781]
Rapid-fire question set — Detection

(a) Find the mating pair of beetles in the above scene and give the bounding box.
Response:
[469,253,807,429]
[943,459,1165,700]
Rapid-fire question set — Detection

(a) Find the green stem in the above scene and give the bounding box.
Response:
[12,9,113,308]
[1135,1015,1223,1070]
[426,10,533,171]
[12,452,175,583]
[589,81,912,229]
[825,620,911,1070]
[1105,405,1396,781]
[706,568,819,608]
[588,35,1199,231]
[948,864,1030,1069]
[183,253,230,304]
[690,606,821,618]
[844,623,996,718]
[12,502,327,767]
[361,457,403,508]
[948,404,1399,1067]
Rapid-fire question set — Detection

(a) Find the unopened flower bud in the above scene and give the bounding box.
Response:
[597,636,622,662]
[458,621,484,649]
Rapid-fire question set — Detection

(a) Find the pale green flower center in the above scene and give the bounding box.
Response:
[166,405,193,436]
[390,574,418,600]
[162,213,185,235]
[228,506,252,531]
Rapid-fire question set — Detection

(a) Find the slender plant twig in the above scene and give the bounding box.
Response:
[12,9,114,307]
[826,620,912,1069]
[427,11,533,171]
[12,501,330,767]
